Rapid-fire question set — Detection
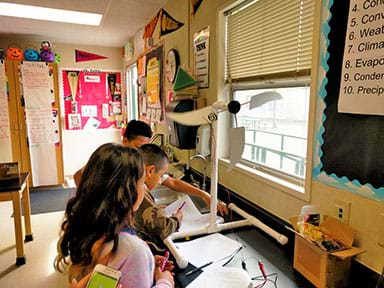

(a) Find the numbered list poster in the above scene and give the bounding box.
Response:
[338,0,384,115]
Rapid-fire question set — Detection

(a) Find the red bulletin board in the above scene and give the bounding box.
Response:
[61,70,121,130]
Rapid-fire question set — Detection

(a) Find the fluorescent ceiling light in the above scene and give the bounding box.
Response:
[0,2,102,26]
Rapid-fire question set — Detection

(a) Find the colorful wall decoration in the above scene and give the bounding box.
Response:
[61,69,121,130]
[138,45,164,123]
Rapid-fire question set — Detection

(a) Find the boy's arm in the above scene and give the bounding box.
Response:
[162,177,228,215]
[136,196,180,241]
[163,177,211,203]
[152,206,180,240]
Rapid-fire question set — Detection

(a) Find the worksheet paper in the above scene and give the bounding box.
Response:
[165,195,224,233]
[186,267,253,288]
[176,233,242,268]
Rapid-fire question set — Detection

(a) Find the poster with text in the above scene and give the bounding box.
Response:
[146,46,163,108]
[21,62,58,186]
[141,45,164,123]
[313,0,384,201]
[194,26,210,88]
[338,0,384,115]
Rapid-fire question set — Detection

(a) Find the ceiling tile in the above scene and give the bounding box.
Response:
[0,0,169,47]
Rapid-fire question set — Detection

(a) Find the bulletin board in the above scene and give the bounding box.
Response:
[61,69,122,130]
[313,0,384,201]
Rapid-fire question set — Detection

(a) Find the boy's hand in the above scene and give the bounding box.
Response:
[217,201,229,215]
[175,209,183,223]
[201,193,229,216]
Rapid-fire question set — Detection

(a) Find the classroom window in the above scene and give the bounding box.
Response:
[126,64,138,120]
[224,0,315,192]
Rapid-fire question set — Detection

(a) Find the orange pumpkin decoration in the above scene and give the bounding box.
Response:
[7,47,24,61]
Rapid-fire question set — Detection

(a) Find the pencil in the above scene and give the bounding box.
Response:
[185,261,213,276]
[161,251,169,272]
[177,201,186,211]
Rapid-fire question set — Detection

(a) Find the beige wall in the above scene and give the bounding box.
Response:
[149,0,383,273]
[55,43,124,176]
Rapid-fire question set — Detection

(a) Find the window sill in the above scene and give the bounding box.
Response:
[219,158,309,201]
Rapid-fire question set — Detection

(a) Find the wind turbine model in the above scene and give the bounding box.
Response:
[165,92,289,269]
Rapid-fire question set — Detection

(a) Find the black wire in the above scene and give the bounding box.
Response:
[234,114,238,127]
[220,246,244,267]
[218,172,247,266]
[252,273,278,288]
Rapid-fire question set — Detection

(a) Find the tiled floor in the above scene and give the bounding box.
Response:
[0,201,68,287]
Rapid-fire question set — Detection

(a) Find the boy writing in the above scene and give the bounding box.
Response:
[73,120,228,216]
[136,143,182,251]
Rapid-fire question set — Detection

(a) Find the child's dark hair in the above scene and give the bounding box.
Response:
[55,143,144,271]
[139,143,169,172]
[124,120,153,141]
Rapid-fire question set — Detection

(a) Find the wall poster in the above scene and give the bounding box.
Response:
[60,69,122,130]
[138,45,164,123]
[313,0,384,201]
[193,26,210,88]
[21,62,58,186]
[337,0,384,115]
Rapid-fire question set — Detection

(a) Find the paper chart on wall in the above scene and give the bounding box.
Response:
[25,109,55,145]
[0,62,12,162]
[29,143,58,186]
[338,0,384,115]
[21,62,58,186]
[193,26,210,88]
[21,62,52,109]
[25,109,58,185]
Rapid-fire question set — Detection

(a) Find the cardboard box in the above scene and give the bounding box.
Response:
[289,216,365,288]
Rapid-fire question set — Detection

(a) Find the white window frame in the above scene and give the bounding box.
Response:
[125,63,138,121]
[233,79,310,181]
[216,0,321,201]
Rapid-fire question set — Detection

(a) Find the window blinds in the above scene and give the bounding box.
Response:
[226,0,314,81]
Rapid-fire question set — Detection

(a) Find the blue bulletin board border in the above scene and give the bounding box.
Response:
[312,0,384,201]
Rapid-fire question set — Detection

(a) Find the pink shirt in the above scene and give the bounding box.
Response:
[104,231,173,288]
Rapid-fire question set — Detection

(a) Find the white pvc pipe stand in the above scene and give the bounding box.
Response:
[163,118,288,269]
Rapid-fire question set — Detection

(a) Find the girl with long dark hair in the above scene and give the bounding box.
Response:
[55,143,174,288]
